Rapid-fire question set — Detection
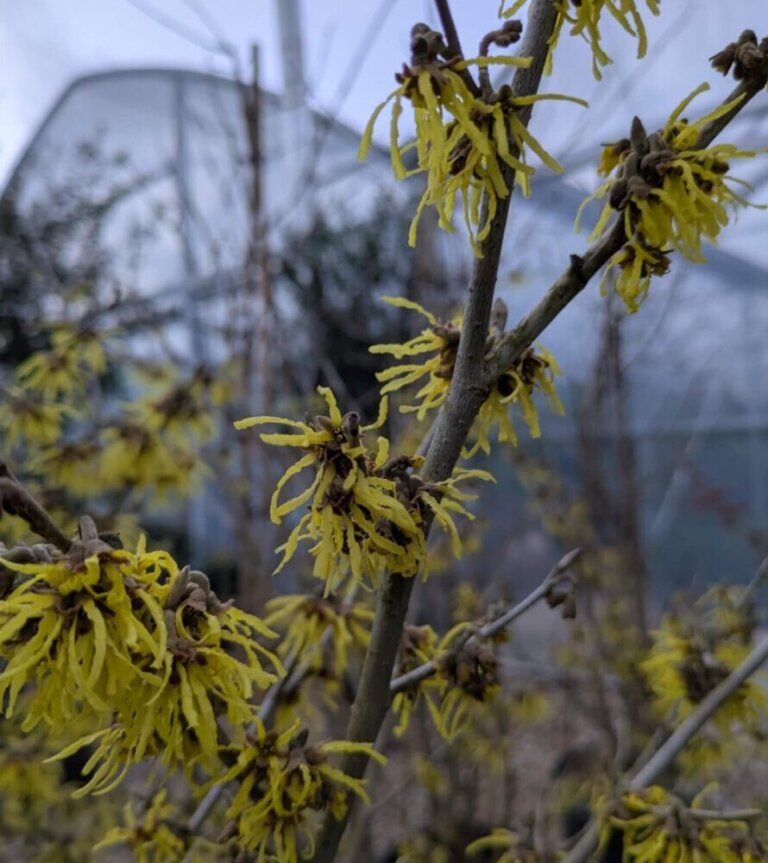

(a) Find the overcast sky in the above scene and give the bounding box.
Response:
[1,1,766,190]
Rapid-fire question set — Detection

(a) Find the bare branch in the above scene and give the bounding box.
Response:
[433,0,464,61]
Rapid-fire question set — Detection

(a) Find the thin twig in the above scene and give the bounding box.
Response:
[390,548,580,695]
[694,74,768,150]
[0,462,71,552]
[736,554,768,611]
[433,0,481,97]
[683,807,763,821]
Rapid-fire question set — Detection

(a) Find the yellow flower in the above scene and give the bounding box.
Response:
[237,387,493,590]
[213,724,386,862]
[500,0,660,79]
[0,713,121,860]
[30,439,106,497]
[640,588,766,743]
[597,137,631,176]
[93,790,188,862]
[124,367,220,442]
[265,592,373,677]
[598,241,671,312]
[15,326,105,398]
[99,421,210,501]
[371,297,460,420]
[0,726,63,834]
[236,387,422,591]
[581,84,765,311]
[467,345,564,457]
[0,390,73,449]
[413,467,495,566]
[371,297,564,454]
[0,526,169,730]
[359,25,583,254]
[392,623,501,740]
[451,691,550,775]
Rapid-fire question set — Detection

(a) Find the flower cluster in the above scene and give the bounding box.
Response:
[213,724,385,862]
[392,623,501,740]
[371,297,461,419]
[0,518,281,794]
[500,0,660,79]
[581,84,764,311]
[370,297,563,456]
[600,786,768,863]
[1,326,224,527]
[89,365,224,502]
[358,23,583,254]
[236,386,492,592]
[0,327,104,473]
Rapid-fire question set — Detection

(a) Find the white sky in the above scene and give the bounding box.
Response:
[2,0,767,190]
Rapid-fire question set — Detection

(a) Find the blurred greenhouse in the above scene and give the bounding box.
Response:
[2,57,768,612]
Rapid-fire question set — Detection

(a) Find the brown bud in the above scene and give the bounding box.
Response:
[482,19,524,51]
[630,116,648,155]
[411,23,431,38]
[409,24,447,66]
[342,411,361,445]
[622,150,641,178]
[737,29,759,47]
[489,297,508,338]
[646,132,670,153]
[735,41,765,77]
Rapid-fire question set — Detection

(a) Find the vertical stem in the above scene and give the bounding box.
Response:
[310,3,558,860]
